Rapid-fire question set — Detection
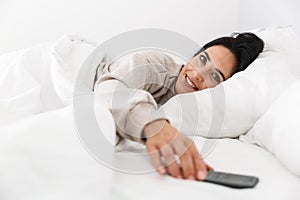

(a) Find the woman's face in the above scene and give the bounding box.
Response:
[175,45,237,94]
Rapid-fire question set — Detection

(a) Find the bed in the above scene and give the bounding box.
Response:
[1,28,300,200]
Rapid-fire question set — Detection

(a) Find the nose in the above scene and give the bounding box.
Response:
[191,67,204,82]
[189,68,207,90]
[187,60,204,81]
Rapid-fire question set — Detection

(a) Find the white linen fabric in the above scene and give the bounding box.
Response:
[0,35,115,200]
[1,29,300,200]
[0,106,114,200]
[51,35,96,104]
[112,137,300,200]
[1,105,299,200]
[0,43,54,126]
[240,80,300,176]
[0,35,96,127]
[160,26,300,138]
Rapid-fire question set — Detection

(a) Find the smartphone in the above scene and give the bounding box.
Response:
[203,171,259,189]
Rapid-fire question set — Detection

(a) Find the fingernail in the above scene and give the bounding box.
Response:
[177,175,182,179]
[188,176,195,180]
[197,171,206,180]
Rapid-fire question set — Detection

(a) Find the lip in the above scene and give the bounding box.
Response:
[184,74,198,90]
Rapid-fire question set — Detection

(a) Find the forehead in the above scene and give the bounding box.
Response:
[204,45,236,79]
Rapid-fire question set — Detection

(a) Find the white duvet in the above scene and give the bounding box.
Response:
[0,35,114,200]
[0,34,96,127]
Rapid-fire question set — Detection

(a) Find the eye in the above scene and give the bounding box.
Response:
[199,54,207,65]
[211,72,221,83]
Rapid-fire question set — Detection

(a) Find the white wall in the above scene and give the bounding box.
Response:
[238,0,300,33]
[3,0,299,56]
[0,0,240,55]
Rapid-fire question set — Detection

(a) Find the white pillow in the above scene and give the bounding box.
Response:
[160,26,300,138]
[240,80,300,176]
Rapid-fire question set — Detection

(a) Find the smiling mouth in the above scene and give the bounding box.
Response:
[185,74,198,89]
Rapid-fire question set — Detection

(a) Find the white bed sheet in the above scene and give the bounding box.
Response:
[0,102,299,200]
[0,106,114,200]
[112,137,300,200]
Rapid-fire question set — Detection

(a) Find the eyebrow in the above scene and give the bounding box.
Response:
[203,50,226,81]
[216,68,225,81]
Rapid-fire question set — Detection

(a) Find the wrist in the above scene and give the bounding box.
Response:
[143,119,168,138]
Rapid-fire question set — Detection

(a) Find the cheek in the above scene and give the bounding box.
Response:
[201,83,208,90]
[185,62,194,70]
[178,67,186,77]
[180,64,191,74]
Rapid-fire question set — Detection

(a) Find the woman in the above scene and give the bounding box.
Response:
[94,32,264,181]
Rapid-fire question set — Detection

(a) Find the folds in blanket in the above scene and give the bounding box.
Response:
[0,34,97,126]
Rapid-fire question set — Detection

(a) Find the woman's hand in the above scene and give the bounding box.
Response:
[143,119,213,180]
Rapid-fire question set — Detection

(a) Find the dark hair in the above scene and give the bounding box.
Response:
[193,32,264,75]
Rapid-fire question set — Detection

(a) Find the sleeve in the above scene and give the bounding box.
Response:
[94,52,169,144]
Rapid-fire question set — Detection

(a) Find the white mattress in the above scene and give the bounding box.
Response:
[112,137,300,200]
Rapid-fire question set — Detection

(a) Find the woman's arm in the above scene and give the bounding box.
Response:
[96,80,212,180]
[94,51,212,179]
[144,119,213,180]
[95,79,167,143]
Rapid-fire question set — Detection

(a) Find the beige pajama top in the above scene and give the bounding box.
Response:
[94,50,183,144]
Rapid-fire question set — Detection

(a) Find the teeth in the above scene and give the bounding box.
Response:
[186,76,197,89]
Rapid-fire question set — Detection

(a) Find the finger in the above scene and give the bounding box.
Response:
[160,145,181,178]
[170,139,187,178]
[166,160,182,179]
[179,149,196,180]
[146,144,166,175]
[178,138,198,179]
[189,144,207,180]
